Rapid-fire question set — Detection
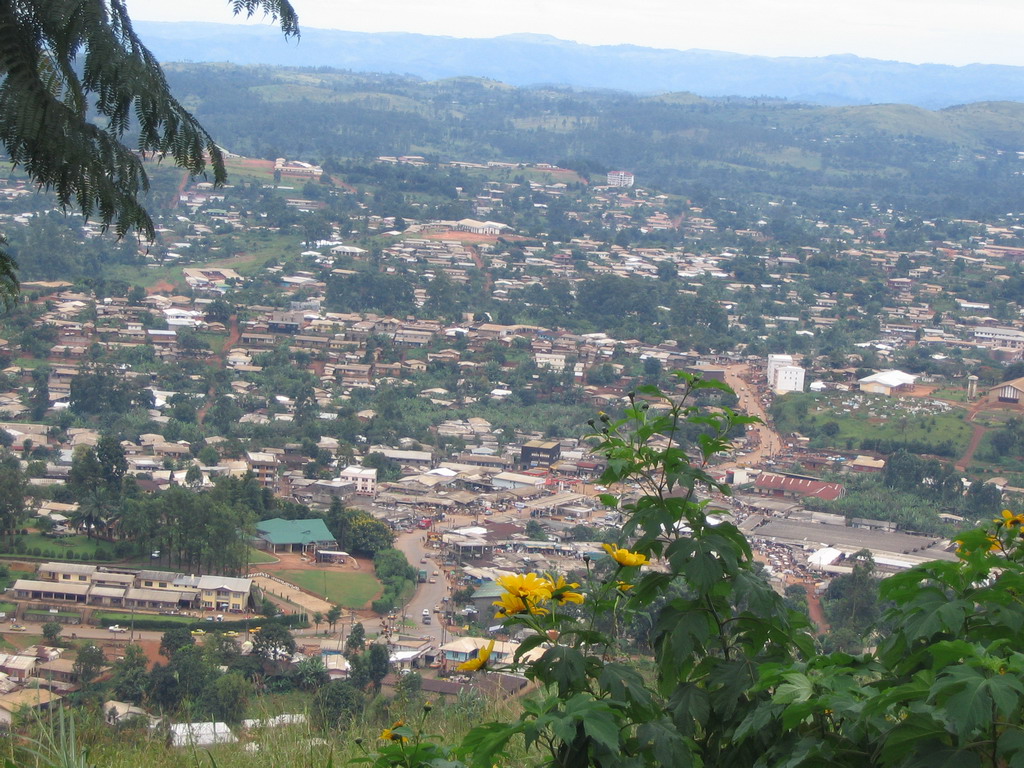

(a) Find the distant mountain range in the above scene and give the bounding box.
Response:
[134,22,1024,109]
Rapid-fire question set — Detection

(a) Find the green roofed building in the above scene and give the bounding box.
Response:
[469,580,505,620]
[255,518,337,554]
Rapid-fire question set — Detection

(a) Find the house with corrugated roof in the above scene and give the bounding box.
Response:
[254,518,336,554]
[754,472,845,502]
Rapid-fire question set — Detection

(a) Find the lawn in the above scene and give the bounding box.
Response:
[10,533,111,560]
[275,569,380,609]
[930,386,967,403]
[248,548,278,565]
[11,357,49,370]
[93,610,194,626]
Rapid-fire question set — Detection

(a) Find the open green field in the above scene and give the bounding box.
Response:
[247,548,279,565]
[275,569,380,609]
[10,533,111,560]
[222,156,277,184]
[0,633,42,651]
[11,357,50,370]
[929,386,967,403]
[773,392,972,456]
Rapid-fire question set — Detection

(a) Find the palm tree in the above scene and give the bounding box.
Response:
[71,488,107,540]
[313,611,323,635]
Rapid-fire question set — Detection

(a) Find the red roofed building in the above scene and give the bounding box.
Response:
[753,472,845,502]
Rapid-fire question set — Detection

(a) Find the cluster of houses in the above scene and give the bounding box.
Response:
[12,563,253,613]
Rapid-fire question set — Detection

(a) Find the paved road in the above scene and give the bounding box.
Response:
[0,621,167,644]
[391,528,456,646]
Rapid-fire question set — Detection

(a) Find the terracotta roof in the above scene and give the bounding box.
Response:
[754,472,845,502]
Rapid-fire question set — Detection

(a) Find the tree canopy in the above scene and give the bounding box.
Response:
[0,0,299,302]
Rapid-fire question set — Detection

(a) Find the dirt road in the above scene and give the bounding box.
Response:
[721,363,784,465]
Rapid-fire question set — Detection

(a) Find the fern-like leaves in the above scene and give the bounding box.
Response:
[0,0,298,296]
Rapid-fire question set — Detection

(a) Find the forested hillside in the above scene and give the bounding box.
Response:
[165,64,1024,218]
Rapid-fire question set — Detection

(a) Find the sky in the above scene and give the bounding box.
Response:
[124,0,1024,67]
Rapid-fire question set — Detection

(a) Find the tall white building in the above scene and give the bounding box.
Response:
[766,354,794,383]
[606,170,635,188]
[766,354,805,393]
[773,365,806,393]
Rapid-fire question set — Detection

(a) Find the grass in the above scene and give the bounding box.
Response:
[248,548,279,565]
[930,387,968,403]
[275,569,380,609]
[25,609,81,620]
[774,392,973,456]
[93,610,194,626]
[12,357,50,369]
[830,411,970,446]
[9,533,111,559]
[1,633,42,651]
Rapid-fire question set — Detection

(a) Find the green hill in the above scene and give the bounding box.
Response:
[165,63,1024,217]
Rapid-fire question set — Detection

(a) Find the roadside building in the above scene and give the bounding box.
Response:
[254,518,337,555]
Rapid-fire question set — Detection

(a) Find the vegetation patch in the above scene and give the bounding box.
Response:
[771,391,971,457]
[274,569,380,609]
[0,533,112,561]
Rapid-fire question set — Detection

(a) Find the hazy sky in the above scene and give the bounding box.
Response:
[125,0,1024,67]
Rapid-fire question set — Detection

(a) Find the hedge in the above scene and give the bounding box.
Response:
[94,613,308,633]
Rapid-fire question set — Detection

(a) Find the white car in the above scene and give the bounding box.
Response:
[108,625,127,633]
[422,608,430,616]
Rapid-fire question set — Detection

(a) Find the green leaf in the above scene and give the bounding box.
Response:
[879,713,951,765]
[999,729,1024,768]
[636,718,693,767]
[667,683,710,736]
[774,672,814,705]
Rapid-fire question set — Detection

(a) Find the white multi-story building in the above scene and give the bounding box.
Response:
[773,365,806,393]
[606,170,635,188]
[338,465,378,497]
[766,354,794,383]
[766,354,805,393]
[973,326,1024,349]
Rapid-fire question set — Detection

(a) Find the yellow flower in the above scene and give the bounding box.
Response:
[457,639,494,672]
[379,720,408,742]
[956,535,1002,558]
[615,581,635,592]
[497,573,554,601]
[603,543,649,567]
[999,509,1024,528]
[546,574,584,606]
[493,592,549,618]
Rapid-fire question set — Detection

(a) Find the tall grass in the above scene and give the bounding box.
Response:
[9,684,527,768]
